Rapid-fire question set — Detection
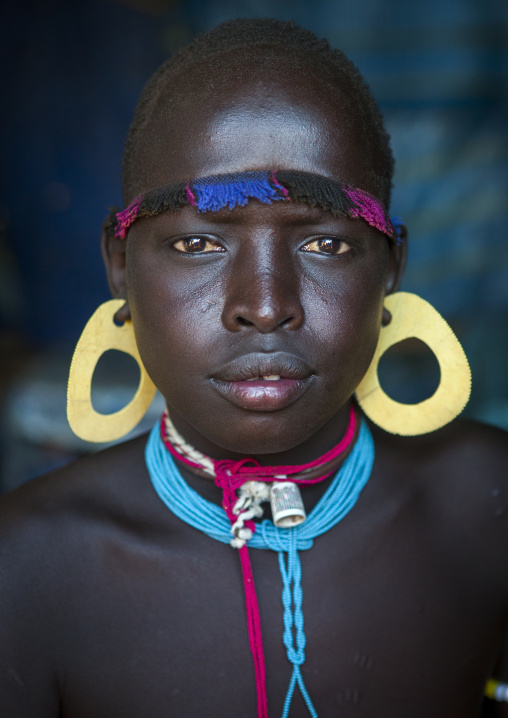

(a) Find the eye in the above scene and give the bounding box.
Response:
[300,237,351,255]
[172,236,225,254]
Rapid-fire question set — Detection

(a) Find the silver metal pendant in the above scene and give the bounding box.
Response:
[270,482,306,528]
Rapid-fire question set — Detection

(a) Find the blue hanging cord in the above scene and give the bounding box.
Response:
[146,418,375,717]
[278,531,318,718]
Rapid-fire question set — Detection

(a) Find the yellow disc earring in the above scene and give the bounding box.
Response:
[355,292,471,436]
[67,299,156,443]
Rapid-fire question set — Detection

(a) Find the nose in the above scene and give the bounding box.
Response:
[221,244,304,333]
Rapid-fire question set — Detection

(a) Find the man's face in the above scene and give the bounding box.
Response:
[119,69,401,460]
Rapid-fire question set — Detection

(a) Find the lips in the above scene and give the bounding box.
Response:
[210,352,314,411]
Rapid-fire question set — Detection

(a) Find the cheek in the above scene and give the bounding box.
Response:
[302,264,385,392]
[125,249,224,391]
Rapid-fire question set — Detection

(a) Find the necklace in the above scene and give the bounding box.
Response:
[161,405,358,539]
[145,416,374,718]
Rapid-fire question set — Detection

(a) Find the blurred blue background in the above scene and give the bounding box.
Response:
[1,0,507,489]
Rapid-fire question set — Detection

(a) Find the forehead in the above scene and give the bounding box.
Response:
[129,55,375,203]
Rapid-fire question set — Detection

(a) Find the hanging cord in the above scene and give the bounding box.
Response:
[217,467,269,717]
[239,544,268,718]
[278,531,317,718]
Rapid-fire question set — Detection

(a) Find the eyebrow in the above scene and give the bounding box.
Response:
[111,170,396,242]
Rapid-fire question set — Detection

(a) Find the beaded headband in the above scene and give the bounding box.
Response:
[109,169,399,242]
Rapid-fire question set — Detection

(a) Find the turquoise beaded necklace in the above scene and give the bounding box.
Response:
[145,417,375,717]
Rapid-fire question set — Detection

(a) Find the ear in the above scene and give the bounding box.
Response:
[101,215,131,322]
[385,223,408,295]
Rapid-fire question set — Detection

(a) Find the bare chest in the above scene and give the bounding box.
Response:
[58,509,501,718]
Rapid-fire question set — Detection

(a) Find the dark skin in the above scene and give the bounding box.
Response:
[1,53,508,718]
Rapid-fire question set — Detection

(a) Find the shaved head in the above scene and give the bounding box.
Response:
[122,18,394,208]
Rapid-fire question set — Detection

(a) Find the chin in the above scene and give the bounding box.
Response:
[188,399,350,460]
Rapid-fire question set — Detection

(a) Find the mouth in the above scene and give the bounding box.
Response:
[210,352,313,412]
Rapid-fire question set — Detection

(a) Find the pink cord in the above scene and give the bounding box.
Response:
[239,545,268,718]
[206,467,267,715]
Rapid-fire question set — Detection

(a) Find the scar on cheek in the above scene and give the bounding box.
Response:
[112,169,399,243]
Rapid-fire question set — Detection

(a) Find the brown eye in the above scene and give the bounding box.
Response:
[172,237,224,253]
[301,237,351,255]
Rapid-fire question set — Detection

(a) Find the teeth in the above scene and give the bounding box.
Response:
[244,374,281,381]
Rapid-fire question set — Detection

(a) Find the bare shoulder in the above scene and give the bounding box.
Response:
[0,434,151,543]
[375,417,507,483]
[0,436,160,715]
[373,418,508,587]
[0,434,162,608]
[383,418,507,495]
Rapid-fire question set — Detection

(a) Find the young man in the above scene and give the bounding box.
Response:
[1,19,507,718]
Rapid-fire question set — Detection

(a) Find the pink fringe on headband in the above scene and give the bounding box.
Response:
[115,194,144,239]
[343,186,392,236]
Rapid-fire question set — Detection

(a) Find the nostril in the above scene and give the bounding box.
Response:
[236,316,254,327]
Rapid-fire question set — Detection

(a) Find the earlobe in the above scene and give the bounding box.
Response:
[101,214,131,320]
[385,223,408,295]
